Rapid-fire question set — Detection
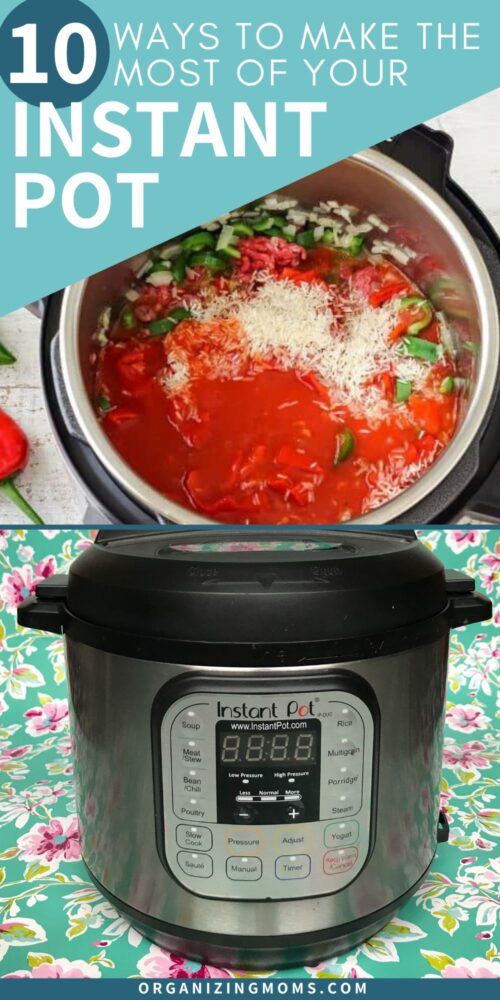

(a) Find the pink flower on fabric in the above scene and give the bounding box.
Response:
[0,557,57,613]
[5,958,100,979]
[137,946,232,979]
[442,957,500,978]
[445,704,489,733]
[0,693,8,716]
[18,816,81,865]
[24,699,68,737]
[446,530,483,554]
[443,740,490,770]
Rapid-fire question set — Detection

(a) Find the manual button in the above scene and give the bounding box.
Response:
[275,854,311,880]
[177,851,213,878]
[226,856,262,881]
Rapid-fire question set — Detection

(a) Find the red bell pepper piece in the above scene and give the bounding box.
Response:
[0,410,43,523]
[369,281,409,308]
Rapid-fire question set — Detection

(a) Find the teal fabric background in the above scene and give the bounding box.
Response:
[0,528,499,979]
[0,1,499,313]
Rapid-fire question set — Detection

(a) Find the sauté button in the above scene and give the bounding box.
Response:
[324,820,359,848]
[275,854,311,880]
[226,829,264,853]
[176,824,213,852]
[323,847,358,875]
[177,852,213,878]
[226,856,262,881]
[275,827,311,852]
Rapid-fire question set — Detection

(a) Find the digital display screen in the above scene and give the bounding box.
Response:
[217,724,318,766]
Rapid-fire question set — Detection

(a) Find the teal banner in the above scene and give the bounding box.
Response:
[0,0,499,312]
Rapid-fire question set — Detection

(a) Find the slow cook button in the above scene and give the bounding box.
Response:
[324,820,359,848]
[226,828,264,853]
[226,856,262,881]
[177,740,208,768]
[177,851,213,878]
[323,847,358,875]
[275,854,311,880]
[275,827,311,852]
[173,709,204,738]
[175,797,209,821]
[176,824,213,852]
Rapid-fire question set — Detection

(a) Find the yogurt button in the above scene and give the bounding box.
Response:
[324,820,359,848]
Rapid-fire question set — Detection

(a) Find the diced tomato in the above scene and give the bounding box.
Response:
[267,476,293,496]
[276,445,317,471]
[104,407,139,427]
[289,482,314,507]
[408,397,442,437]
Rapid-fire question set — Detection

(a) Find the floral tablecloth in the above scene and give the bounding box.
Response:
[0,528,499,980]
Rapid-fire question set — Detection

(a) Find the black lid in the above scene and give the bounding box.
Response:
[62,528,447,644]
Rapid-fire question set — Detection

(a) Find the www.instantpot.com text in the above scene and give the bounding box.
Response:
[137,984,367,996]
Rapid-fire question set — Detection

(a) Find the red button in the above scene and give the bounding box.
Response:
[323,847,358,875]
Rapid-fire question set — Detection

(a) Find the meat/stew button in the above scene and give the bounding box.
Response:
[323,847,358,875]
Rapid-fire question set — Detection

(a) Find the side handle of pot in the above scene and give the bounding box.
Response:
[445,569,492,627]
[26,299,49,320]
[376,124,453,196]
[17,574,68,635]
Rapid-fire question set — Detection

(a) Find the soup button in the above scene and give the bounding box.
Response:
[323,847,358,875]
[174,709,204,738]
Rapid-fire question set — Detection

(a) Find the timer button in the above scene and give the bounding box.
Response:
[275,854,311,880]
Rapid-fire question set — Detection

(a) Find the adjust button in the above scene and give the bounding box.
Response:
[177,852,213,878]
[275,827,311,852]
[323,847,358,875]
[275,854,311,880]
[176,824,213,852]
[226,856,262,881]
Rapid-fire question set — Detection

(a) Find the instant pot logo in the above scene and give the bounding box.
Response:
[217,700,315,719]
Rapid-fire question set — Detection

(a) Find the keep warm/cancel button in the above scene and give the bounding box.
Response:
[323,847,358,875]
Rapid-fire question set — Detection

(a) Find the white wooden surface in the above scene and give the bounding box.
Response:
[1,90,499,525]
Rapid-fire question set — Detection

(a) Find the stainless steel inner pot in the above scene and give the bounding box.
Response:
[59,148,500,524]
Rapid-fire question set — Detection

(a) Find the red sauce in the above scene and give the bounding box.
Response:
[92,238,459,524]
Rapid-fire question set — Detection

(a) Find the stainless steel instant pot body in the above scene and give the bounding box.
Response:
[39,126,500,525]
[17,528,493,969]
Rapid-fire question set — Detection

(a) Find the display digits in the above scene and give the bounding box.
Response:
[270,733,290,761]
[221,733,240,763]
[294,733,314,761]
[246,734,265,762]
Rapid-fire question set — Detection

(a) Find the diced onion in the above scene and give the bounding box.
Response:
[147,271,173,287]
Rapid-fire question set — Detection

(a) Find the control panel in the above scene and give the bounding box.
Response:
[159,687,375,899]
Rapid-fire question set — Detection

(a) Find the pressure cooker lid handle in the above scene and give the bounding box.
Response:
[445,569,492,627]
[17,574,68,635]
[376,124,453,196]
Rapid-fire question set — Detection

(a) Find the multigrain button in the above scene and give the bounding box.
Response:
[226,828,264,853]
[174,709,204,738]
[323,847,358,875]
[226,856,262,881]
[324,821,359,848]
[275,854,311,880]
[177,851,213,878]
[275,827,311,852]
[176,824,213,852]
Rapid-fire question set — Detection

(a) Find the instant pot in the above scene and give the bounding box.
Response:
[18,527,492,969]
[35,126,500,523]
